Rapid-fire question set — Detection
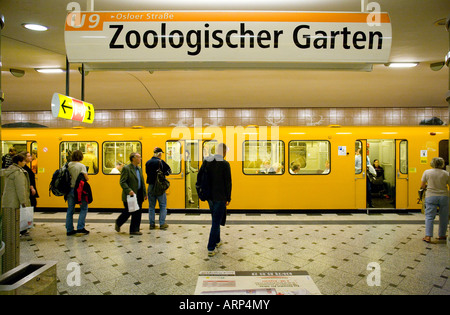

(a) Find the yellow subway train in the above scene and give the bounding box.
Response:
[1,125,448,211]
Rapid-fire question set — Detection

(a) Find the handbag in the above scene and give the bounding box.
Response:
[151,161,170,196]
[20,206,34,231]
[127,195,140,212]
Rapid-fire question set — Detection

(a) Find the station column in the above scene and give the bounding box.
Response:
[0,13,5,274]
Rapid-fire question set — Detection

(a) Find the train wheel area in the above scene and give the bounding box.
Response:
[19,211,449,295]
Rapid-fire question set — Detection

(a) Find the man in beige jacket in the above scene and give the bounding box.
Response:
[1,152,31,271]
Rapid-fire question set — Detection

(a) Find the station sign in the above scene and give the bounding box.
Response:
[64,11,392,70]
[51,93,95,124]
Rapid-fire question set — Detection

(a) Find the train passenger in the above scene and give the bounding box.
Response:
[110,161,124,174]
[83,145,98,174]
[373,159,389,198]
[146,147,172,230]
[115,153,147,235]
[271,163,283,174]
[420,157,449,243]
[355,147,362,174]
[322,160,330,174]
[290,163,300,174]
[258,160,271,174]
[19,151,39,235]
[366,158,377,208]
[66,150,90,236]
[31,149,38,174]
[185,150,198,204]
[2,147,16,169]
[198,143,232,257]
[19,151,38,207]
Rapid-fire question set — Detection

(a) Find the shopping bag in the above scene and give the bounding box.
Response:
[20,206,34,231]
[127,195,139,212]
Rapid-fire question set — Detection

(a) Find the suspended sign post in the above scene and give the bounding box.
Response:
[64,11,392,71]
[51,93,95,124]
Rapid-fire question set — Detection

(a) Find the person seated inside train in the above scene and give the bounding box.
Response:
[290,163,300,174]
[258,160,271,174]
[270,163,283,174]
[110,161,124,174]
[322,160,330,174]
[372,159,390,198]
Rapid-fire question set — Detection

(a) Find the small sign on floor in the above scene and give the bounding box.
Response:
[195,270,321,295]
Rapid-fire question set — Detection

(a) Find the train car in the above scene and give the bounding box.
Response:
[1,125,448,212]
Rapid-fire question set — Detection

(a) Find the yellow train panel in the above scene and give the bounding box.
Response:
[1,125,447,211]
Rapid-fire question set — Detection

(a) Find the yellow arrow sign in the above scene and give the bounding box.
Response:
[51,93,95,124]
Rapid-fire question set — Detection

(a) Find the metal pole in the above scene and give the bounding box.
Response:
[446,15,450,248]
[66,56,70,96]
[0,13,5,274]
[81,63,85,101]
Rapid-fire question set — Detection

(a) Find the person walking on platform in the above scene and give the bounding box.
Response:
[115,152,147,235]
[198,143,232,257]
[66,150,90,236]
[146,147,171,230]
[420,157,449,243]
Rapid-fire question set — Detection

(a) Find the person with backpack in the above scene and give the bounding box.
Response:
[146,147,171,230]
[66,150,89,236]
[197,143,232,257]
[115,152,147,235]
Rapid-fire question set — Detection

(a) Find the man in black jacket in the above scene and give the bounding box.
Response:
[198,143,232,257]
[146,147,171,230]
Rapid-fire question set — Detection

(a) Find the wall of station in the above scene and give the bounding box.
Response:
[2,106,447,128]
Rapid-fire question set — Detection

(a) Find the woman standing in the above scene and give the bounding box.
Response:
[420,157,449,243]
[1,152,31,270]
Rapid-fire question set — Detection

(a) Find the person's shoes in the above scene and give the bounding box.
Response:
[67,230,77,236]
[115,223,120,232]
[130,231,143,235]
[216,241,223,248]
[160,223,169,230]
[208,249,218,257]
[76,228,90,235]
[149,224,156,230]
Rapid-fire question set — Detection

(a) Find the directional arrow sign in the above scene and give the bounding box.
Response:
[51,93,95,123]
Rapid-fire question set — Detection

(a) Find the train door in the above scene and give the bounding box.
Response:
[355,140,367,209]
[367,139,395,209]
[184,140,199,209]
[165,140,184,209]
[396,140,408,209]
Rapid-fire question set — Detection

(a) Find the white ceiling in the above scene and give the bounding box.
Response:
[0,0,449,111]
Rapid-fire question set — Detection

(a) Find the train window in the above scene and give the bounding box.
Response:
[166,141,181,174]
[439,140,449,167]
[60,141,99,174]
[289,140,330,175]
[243,140,285,175]
[355,140,363,174]
[399,140,408,174]
[103,141,142,174]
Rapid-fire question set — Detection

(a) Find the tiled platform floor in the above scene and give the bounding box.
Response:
[19,211,449,295]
